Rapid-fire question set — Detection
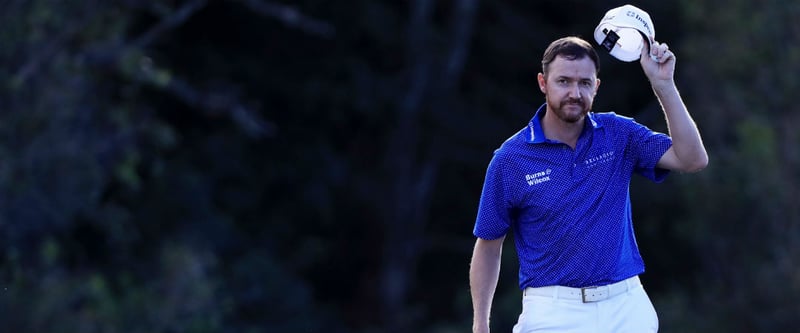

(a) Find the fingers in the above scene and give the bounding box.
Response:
[650,42,674,63]
[648,42,674,64]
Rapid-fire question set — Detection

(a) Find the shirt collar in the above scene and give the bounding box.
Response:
[526,103,602,144]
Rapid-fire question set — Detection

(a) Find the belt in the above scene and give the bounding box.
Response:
[523,276,641,303]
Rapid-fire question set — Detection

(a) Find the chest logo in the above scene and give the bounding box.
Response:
[525,169,552,186]
[584,151,615,168]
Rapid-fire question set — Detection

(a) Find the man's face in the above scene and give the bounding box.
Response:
[538,56,600,123]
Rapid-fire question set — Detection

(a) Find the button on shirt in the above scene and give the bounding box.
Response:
[473,104,672,289]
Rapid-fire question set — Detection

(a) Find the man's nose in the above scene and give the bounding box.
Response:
[568,83,581,98]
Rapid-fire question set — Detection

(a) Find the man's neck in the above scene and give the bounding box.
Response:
[541,109,584,149]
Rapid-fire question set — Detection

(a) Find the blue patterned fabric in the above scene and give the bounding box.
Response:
[473,104,672,288]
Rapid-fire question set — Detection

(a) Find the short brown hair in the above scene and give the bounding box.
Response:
[541,36,600,76]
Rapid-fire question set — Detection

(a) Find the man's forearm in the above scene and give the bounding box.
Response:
[653,81,708,172]
[470,237,504,333]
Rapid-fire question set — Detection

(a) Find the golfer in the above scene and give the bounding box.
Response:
[469,36,708,333]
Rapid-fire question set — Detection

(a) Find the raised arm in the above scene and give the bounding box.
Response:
[640,41,709,173]
[470,236,505,333]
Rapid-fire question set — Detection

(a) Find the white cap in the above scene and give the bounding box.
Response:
[593,4,656,62]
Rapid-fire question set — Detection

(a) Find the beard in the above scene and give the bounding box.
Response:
[550,97,591,123]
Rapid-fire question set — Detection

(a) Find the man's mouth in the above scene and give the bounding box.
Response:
[562,100,584,108]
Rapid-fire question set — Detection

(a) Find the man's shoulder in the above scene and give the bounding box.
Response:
[495,127,529,155]
[591,111,634,124]
[590,112,647,135]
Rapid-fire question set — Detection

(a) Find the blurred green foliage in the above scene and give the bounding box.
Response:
[0,0,797,332]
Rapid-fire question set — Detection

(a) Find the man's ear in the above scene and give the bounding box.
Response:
[537,73,546,93]
[594,78,601,95]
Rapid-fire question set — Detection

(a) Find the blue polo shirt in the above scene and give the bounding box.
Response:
[473,104,672,289]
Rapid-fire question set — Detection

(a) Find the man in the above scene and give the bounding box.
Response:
[469,36,708,333]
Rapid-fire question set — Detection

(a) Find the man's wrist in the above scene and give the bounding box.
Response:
[651,79,678,97]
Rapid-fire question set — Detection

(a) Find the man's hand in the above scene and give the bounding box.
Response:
[470,237,505,333]
[640,40,675,85]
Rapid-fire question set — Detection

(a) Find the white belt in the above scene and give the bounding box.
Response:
[523,276,641,303]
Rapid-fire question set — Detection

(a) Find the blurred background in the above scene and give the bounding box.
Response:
[0,0,798,332]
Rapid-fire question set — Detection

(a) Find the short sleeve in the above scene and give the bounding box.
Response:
[628,118,673,182]
[473,152,513,239]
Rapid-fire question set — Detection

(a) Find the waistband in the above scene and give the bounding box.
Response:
[522,276,641,303]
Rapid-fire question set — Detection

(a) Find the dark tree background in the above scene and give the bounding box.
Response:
[0,0,798,332]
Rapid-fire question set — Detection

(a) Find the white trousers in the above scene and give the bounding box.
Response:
[513,278,659,333]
